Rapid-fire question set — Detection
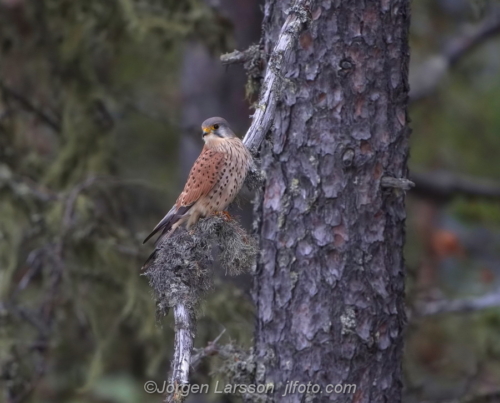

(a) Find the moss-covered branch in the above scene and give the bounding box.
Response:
[142,216,257,402]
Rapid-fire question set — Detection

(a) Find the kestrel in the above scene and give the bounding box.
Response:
[143,117,252,244]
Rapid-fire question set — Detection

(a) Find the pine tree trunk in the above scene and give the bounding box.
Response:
[253,1,410,402]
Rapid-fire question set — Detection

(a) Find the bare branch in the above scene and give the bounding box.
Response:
[221,45,261,65]
[165,305,195,403]
[410,170,500,201]
[240,1,312,154]
[0,80,61,132]
[413,290,500,317]
[381,176,415,191]
[410,14,500,102]
[190,328,226,369]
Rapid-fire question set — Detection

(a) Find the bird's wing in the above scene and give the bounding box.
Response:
[142,147,225,244]
[175,147,225,207]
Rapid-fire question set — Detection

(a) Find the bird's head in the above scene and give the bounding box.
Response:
[201,117,236,142]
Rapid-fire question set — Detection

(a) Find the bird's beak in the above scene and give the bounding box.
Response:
[202,127,212,137]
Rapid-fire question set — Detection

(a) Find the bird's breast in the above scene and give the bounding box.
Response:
[203,139,252,212]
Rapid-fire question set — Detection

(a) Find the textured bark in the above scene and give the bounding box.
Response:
[253,1,410,403]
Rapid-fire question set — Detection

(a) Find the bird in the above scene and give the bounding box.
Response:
[143,117,253,245]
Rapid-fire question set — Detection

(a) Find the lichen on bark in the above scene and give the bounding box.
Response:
[142,215,258,318]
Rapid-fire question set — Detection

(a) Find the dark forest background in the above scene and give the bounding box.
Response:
[1,0,500,402]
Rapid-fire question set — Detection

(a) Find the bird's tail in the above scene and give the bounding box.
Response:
[142,204,192,244]
[143,205,177,244]
[141,204,193,272]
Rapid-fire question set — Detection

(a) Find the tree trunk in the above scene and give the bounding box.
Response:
[253,1,410,402]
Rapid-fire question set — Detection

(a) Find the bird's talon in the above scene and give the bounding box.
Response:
[213,211,231,220]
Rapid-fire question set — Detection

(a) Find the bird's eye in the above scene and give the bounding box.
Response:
[213,124,219,130]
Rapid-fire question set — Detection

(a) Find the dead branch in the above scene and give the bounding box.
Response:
[381,176,415,191]
[410,13,500,102]
[240,1,312,154]
[190,328,226,369]
[412,290,500,317]
[0,80,61,132]
[221,45,261,65]
[166,305,195,403]
[410,169,500,201]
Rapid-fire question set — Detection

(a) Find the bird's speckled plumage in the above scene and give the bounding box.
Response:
[143,117,252,244]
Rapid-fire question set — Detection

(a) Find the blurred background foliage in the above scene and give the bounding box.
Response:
[1,0,500,402]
